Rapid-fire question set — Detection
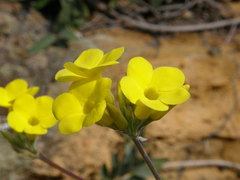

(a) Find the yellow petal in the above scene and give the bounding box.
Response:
[58,113,84,135]
[53,93,83,121]
[0,87,11,107]
[12,94,36,117]
[7,111,28,132]
[70,80,97,103]
[70,78,111,104]
[89,78,112,102]
[151,67,185,91]
[127,57,153,89]
[99,47,124,66]
[120,76,144,104]
[74,49,104,69]
[55,69,84,82]
[24,124,47,135]
[159,87,190,105]
[150,110,169,121]
[64,62,92,75]
[27,86,39,96]
[83,101,106,127]
[134,100,152,120]
[36,96,57,128]
[140,97,169,111]
[5,79,28,100]
[183,84,190,90]
[64,62,103,79]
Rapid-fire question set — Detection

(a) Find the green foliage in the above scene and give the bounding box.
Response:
[28,0,90,53]
[32,0,51,10]
[28,0,182,53]
[0,131,37,156]
[100,141,167,180]
[55,0,90,31]
[29,34,57,54]
[150,0,163,8]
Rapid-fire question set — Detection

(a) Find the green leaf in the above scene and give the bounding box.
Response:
[100,164,110,179]
[58,29,77,41]
[81,1,90,18]
[72,19,86,27]
[1,131,15,144]
[108,0,118,9]
[150,0,162,8]
[111,154,120,177]
[122,143,138,171]
[29,34,57,54]
[32,0,51,10]
[128,176,145,180]
[57,0,72,28]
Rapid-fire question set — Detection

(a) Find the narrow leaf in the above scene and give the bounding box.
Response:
[29,34,57,54]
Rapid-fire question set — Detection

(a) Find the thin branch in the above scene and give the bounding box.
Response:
[116,14,240,32]
[162,160,240,171]
[161,0,200,19]
[131,136,161,180]
[204,0,236,16]
[225,24,238,43]
[93,2,240,33]
[158,3,186,11]
[38,153,85,180]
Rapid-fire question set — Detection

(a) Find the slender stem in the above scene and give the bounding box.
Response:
[131,136,161,180]
[38,152,85,180]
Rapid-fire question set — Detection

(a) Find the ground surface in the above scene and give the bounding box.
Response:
[0,2,240,180]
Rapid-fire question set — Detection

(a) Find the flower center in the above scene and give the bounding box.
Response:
[84,101,95,114]
[144,88,159,100]
[28,117,39,126]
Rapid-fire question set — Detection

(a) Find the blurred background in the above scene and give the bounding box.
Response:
[0,0,240,180]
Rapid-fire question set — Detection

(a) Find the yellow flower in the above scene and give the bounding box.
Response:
[0,79,39,108]
[120,57,190,120]
[53,78,111,134]
[7,94,57,135]
[55,47,124,82]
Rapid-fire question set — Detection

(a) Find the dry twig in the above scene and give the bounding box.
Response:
[225,24,238,43]
[114,13,240,32]
[163,160,240,171]
[93,2,240,33]
[204,0,236,16]
[161,0,200,19]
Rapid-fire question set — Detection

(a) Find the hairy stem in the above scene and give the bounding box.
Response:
[131,136,161,180]
[38,153,85,180]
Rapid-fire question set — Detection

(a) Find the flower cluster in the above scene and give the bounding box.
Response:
[53,47,125,134]
[0,46,192,180]
[0,79,39,108]
[53,47,190,136]
[1,47,190,137]
[0,79,56,135]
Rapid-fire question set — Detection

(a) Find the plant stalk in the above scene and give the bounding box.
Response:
[131,136,161,180]
[38,152,85,180]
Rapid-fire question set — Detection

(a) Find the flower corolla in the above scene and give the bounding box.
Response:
[120,57,190,120]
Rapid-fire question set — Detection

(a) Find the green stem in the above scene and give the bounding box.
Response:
[38,153,85,180]
[131,136,161,180]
